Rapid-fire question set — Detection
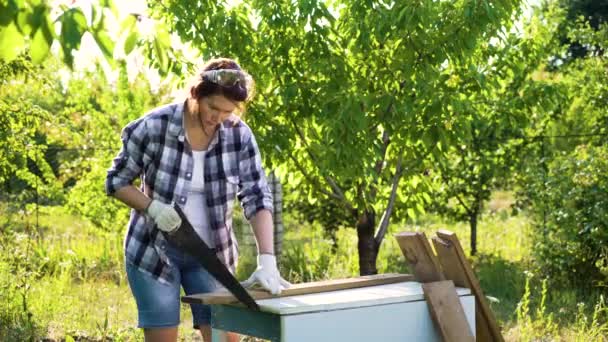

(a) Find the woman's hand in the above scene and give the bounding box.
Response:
[241,254,291,295]
[146,200,182,232]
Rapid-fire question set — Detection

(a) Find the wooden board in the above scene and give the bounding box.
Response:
[254,281,471,315]
[395,232,445,283]
[422,281,475,342]
[182,273,414,305]
[433,230,504,342]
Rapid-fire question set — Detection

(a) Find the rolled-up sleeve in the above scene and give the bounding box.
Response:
[237,133,273,219]
[105,119,149,196]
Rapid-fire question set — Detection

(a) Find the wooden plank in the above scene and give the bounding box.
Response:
[431,236,470,288]
[433,235,493,341]
[254,281,471,315]
[182,273,414,305]
[395,232,445,283]
[422,281,475,342]
[433,230,504,342]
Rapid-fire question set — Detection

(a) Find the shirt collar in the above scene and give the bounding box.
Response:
[168,100,185,138]
[168,100,226,147]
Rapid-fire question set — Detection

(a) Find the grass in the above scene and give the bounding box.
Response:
[1,198,607,341]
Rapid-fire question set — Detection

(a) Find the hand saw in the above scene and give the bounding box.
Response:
[162,204,260,311]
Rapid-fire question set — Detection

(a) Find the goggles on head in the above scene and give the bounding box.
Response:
[201,69,252,87]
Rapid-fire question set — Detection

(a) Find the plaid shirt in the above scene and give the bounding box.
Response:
[105,101,273,284]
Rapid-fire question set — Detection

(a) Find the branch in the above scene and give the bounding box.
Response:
[374,156,404,245]
[367,80,406,202]
[369,129,391,202]
[287,148,355,212]
[288,116,354,211]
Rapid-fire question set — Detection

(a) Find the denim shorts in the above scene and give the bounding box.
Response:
[126,243,221,329]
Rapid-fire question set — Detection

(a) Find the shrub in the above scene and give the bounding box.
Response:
[527,144,608,288]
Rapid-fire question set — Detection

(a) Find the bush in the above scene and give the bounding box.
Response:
[527,144,608,288]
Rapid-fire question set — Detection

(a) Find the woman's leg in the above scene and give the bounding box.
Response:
[180,257,241,342]
[198,325,239,342]
[143,327,179,342]
[126,262,181,341]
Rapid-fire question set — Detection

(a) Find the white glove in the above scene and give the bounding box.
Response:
[241,254,291,295]
[145,200,181,233]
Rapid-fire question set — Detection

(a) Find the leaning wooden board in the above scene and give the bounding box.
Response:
[394,231,445,283]
[422,280,475,342]
[182,273,414,305]
[432,230,505,342]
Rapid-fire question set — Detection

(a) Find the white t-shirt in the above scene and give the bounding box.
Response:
[184,150,213,246]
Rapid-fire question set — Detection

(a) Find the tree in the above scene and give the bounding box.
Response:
[516,8,608,288]
[149,0,521,274]
[429,6,565,255]
[550,0,608,61]
[0,56,62,203]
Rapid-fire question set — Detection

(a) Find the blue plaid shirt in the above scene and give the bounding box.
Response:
[105,101,273,284]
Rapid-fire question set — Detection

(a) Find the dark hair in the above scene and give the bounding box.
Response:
[191,58,253,102]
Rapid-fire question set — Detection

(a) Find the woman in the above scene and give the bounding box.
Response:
[105,58,289,342]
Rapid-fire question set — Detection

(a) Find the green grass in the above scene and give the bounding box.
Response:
[1,200,607,341]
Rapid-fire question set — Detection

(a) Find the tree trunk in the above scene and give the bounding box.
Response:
[469,212,478,256]
[356,210,378,275]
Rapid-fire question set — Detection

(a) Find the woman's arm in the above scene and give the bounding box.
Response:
[113,185,152,212]
[249,209,274,255]
[105,117,180,231]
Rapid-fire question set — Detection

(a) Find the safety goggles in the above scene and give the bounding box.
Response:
[201,69,252,87]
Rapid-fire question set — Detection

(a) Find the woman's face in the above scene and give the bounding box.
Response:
[197,94,237,128]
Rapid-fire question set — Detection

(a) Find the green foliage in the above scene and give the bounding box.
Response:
[554,0,608,60]
[516,274,558,340]
[525,144,608,288]
[59,63,172,231]
[2,53,172,230]
[0,206,44,340]
[516,12,608,289]
[548,44,608,141]
[150,0,524,274]
[0,0,116,66]
[510,271,608,341]
[427,5,566,254]
[0,56,64,204]
[278,222,409,283]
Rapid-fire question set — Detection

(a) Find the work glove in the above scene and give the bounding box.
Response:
[145,200,181,233]
[242,254,291,295]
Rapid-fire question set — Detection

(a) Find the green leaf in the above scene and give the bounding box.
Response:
[58,8,88,67]
[123,29,139,55]
[59,9,86,49]
[30,22,51,63]
[153,36,168,74]
[0,23,25,62]
[16,10,33,36]
[0,0,19,26]
[156,27,171,48]
[93,29,114,59]
[407,208,416,220]
[120,14,137,32]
